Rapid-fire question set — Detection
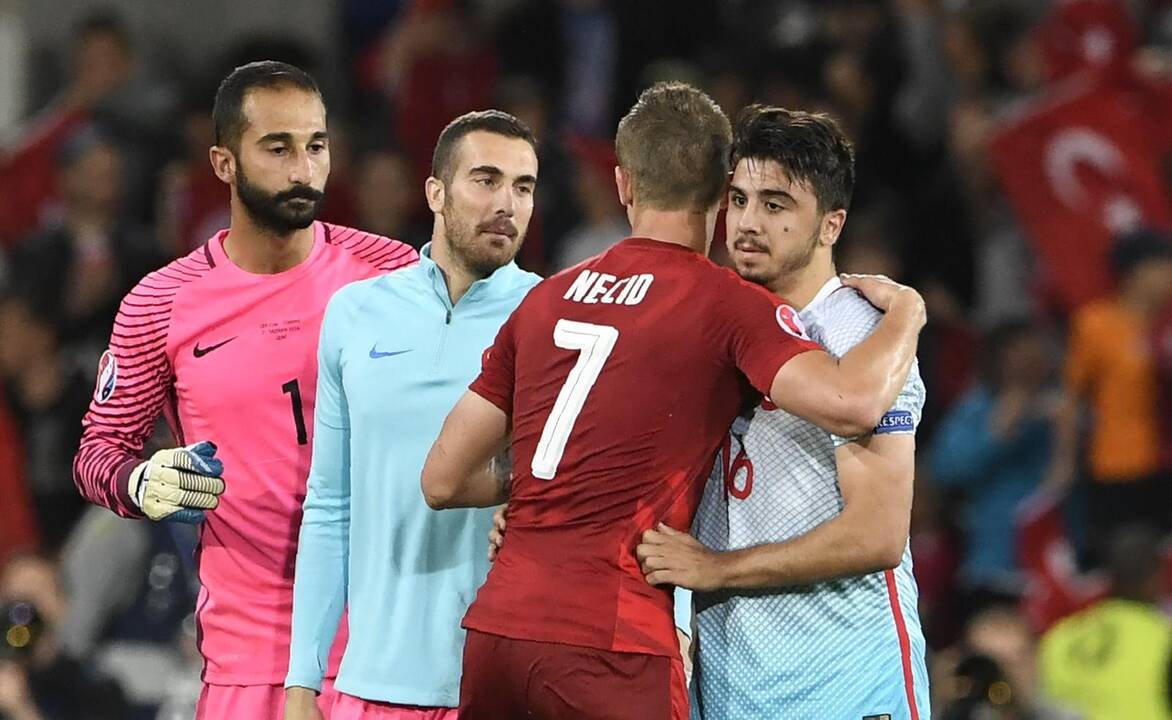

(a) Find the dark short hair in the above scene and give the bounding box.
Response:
[56,124,114,170]
[615,82,731,212]
[1106,525,1163,600]
[731,105,856,214]
[212,61,321,153]
[1109,227,1172,282]
[73,10,132,54]
[431,110,537,185]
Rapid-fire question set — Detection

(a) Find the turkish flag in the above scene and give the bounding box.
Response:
[1037,0,1138,83]
[1016,490,1108,633]
[990,77,1172,312]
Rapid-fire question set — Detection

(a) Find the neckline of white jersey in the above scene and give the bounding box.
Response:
[803,276,844,314]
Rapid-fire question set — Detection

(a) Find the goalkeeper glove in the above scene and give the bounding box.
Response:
[128,441,225,523]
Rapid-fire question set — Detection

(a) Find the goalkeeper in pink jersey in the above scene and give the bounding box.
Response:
[72,61,417,719]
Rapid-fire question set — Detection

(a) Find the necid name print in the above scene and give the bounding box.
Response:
[563,269,655,306]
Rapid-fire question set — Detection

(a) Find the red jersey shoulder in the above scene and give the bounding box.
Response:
[322,223,418,271]
[694,258,816,342]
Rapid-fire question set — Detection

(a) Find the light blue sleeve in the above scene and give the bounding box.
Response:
[286,292,353,691]
[674,587,693,638]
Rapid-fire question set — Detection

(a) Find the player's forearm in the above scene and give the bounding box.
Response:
[422,392,511,509]
[424,454,511,509]
[835,293,924,432]
[717,511,905,590]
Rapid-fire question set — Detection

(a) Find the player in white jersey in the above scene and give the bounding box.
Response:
[636,106,930,719]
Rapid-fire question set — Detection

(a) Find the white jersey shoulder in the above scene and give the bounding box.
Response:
[804,279,925,444]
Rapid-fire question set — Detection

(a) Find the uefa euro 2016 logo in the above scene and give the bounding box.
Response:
[94,350,118,404]
[775,304,810,340]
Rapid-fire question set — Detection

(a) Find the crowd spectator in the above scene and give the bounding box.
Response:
[1050,229,1172,563]
[351,144,429,249]
[0,553,130,720]
[933,320,1058,605]
[0,293,94,553]
[1038,526,1172,719]
[7,126,162,357]
[553,135,627,270]
[0,12,131,248]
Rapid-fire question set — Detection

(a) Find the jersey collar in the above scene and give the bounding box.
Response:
[805,276,844,314]
[418,242,520,304]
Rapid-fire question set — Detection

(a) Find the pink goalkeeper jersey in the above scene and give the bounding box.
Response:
[73,222,418,684]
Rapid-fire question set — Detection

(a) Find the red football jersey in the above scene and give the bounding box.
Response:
[465,237,819,657]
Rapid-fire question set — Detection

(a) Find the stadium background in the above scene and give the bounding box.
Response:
[0,0,1170,717]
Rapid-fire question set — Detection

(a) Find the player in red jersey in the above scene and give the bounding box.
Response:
[72,61,417,719]
[421,82,925,720]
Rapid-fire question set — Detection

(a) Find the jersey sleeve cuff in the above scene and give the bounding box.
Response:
[283,670,324,694]
[469,380,511,416]
[114,457,146,518]
[748,343,820,397]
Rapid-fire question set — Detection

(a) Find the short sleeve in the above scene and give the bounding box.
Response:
[712,271,821,395]
[469,307,519,415]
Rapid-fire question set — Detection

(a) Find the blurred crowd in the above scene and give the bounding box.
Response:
[2,0,1172,718]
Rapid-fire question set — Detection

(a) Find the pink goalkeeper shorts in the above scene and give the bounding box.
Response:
[330,691,457,720]
[195,677,339,719]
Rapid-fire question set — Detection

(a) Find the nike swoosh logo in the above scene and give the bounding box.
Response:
[193,337,237,358]
[370,345,412,359]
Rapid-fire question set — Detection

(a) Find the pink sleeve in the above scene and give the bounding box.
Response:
[326,224,419,272]
[72,276,177,518]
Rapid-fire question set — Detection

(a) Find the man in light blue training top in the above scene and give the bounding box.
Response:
[635,106,930,719]
[284,110,541,720]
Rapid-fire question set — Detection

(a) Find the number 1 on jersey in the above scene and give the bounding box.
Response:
[531,320,619,479]
[282,379,308,446]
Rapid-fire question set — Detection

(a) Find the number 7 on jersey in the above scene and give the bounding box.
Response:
[531,319,619,479]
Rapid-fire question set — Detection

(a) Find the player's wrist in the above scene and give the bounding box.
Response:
[708,549,738,590]
[126,460,150,512]
[890,289,926,329]
[717,547,770,590]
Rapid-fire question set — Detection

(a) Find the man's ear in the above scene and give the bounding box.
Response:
[821,209,847,248]
[614,165,632,207]
[425,176,445,214]
[209,145,235,185]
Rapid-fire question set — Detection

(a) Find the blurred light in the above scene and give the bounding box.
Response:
[771,3,818,48]
[6,625,31,649]
[988,680,1013,705]
[8,603,34,626]
[148,553,179,589]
